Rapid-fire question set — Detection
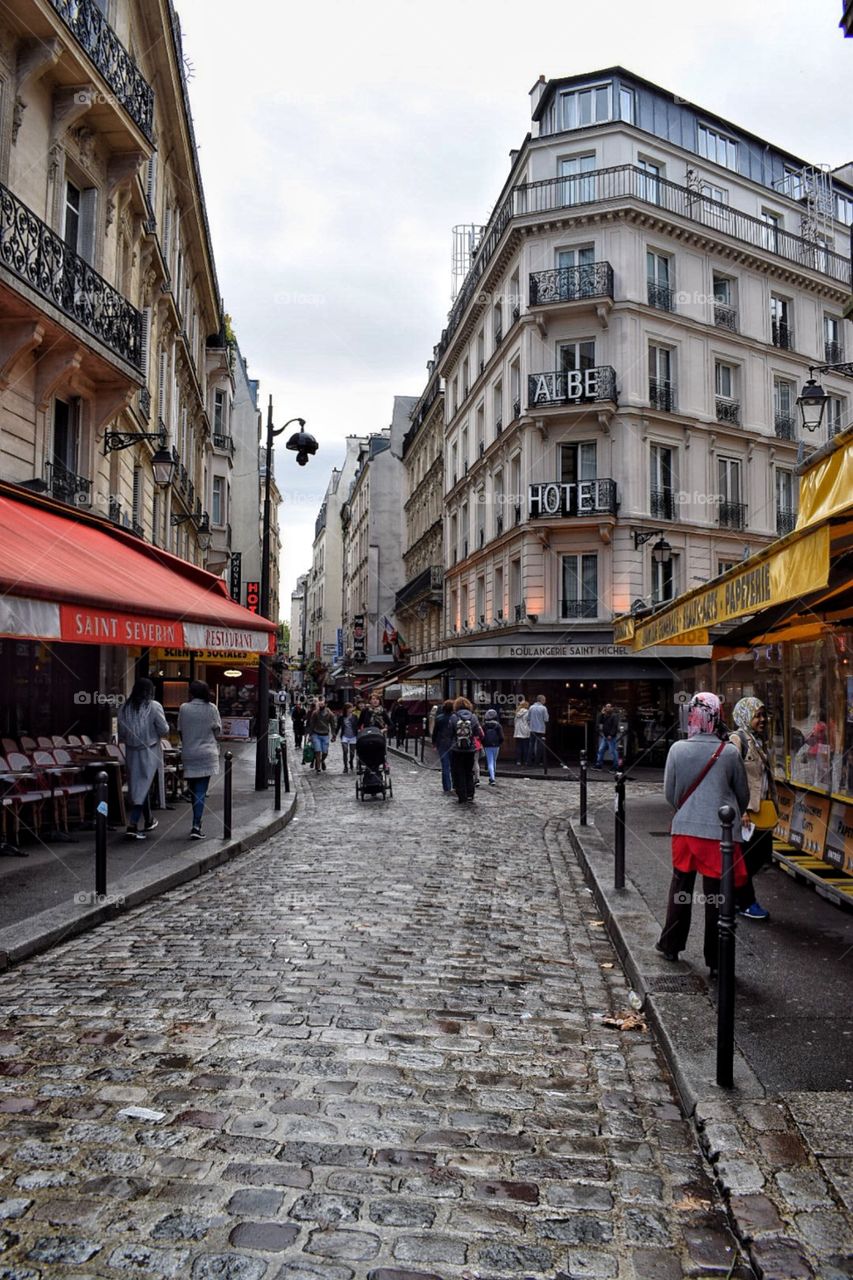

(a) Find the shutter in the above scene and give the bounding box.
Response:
[162,206,171,264]
[146,153,157,206]
[140,307,151,373]
[157,349,167,420]
[132,466,142,526]
[79,189,97,263]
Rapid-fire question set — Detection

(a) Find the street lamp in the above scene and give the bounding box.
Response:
[633,529,673,563]
[170,509,211,551]
[255,398,318,790]
[103,425,177,488]
[797,361,853,432]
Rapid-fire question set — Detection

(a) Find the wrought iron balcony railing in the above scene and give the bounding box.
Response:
[776,508,797,536]
[213,432,235,453]
[46,460,91,505]
[48,0,154,140]
[647,281,674,311]
[649,378,676,412]
[529,478,618,519]
[0,181,143,368]
[714,302,738,331]
[719,500,748,530]
[561,598,598,619]
[716,396,741,425]
[771,319,794,350]
[529,261,614,306]
[774,412,797,440]
[528,365,617,408]
[650,488,677,520]
[108,496,122,524]
[825,339,845,364]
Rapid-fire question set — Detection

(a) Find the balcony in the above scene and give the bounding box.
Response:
[774,412,797,440]
[647,281,674,311]
[776,508,797,536]
[46,460,91,505]
[528,365,617,409]
[529,478,618,519]
[714,302,738,331]
[649,379,676,412]
[0,180,142,369]
[825,339,845,364]
[213,432,235,454]
[771,319,794,350]
[716,396,741,425]
[561,599,598,619]
[528,261,614,306]
[48,0,154,141]
[650,488,677,520]
[719,500,748,530]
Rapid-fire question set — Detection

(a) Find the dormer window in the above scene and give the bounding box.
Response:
[559,83,613,130]
[697,123,738,172]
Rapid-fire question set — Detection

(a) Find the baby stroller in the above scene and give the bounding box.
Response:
[355,727,393,801]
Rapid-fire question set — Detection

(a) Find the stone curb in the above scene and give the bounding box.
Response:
[0,788,298,973]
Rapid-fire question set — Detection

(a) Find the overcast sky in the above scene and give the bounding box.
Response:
[176,0,851,617]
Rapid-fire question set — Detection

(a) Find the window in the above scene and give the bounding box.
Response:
[461,427,469,472]
[824,314,843,363]
[761,209,782,252]
[700,181,729,228]
[774,379,797,439]
[718,457,745,528]
[650,444,676,519]
[494,469,505,533]
[560,441,597,484]
[64,180,81,251]
[477,329,485,372]
[510,558,522,619]
[697,123,738,171]
[212,475,225,526]
[652,556,675,605]
[494,565,504,620]
[51,397,80,474]
[450,511,458,563]
[560,153,596,205]
[619,86,635,123]
[558,339,596,372]
[827,397,847,438]
[492,302,502,345]
[510,361,520,418]
[770,294,793,349]
[776,468,797,535]
[460,584,469,628]
[476,404,485,456]
[461,501,469,557]
[559,84,612,130]
[462,358,469,396]
[713,275,737,330]
[647,250,673,310]
[835,192,853,226]
[450,587,458,629]
[718,559,738,576]
[509,271,520,320]
[493,382,503,432]
[561,553,598,618]
[779,165,804,200]
[476,576,485,623]
[637,158,662,204]
[510,454,521,521]
[649,344,675,411]
[450,442,458,486]
[715,361,740,423]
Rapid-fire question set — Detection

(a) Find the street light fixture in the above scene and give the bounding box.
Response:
[103,425,177,488]
[797,361,853,432]
[255,398,318,791]
[633,529,673,564]
[170,510,211,551]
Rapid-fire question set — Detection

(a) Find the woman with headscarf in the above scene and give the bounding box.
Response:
[117,677,169,840]
[729,697,777,922]
[658,692,749,975]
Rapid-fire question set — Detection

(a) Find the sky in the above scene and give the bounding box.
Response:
[176,0,852,617]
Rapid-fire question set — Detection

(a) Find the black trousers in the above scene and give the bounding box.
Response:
[660,868,723,970]
[450,749,476,801]
[734,826,773,911]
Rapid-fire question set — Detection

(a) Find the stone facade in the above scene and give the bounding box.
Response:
[398,372,445,657]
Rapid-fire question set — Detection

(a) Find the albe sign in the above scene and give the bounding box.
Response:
[530,367,602,405]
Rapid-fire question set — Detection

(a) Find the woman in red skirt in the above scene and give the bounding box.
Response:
[658,692,749,976]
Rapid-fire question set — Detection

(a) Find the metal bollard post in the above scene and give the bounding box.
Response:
[614,770,626,890]
[716,803,737,1088]
[94,770,108,898]
[223,751,233,840]
[282,735,290,794]
[420,719,426,763]
[579,749,588,826]
[274,745,282,811]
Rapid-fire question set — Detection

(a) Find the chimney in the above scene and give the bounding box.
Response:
[529,73,547,116]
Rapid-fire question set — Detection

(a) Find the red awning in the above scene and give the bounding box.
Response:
[0,485,276,652]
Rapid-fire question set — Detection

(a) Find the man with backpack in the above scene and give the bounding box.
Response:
[448,696,483,804]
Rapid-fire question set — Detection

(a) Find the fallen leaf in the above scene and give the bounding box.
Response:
[601,1011,648,1032]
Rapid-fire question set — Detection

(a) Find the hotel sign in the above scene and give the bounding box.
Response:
[529,366,614,407]
[529,479,616,518]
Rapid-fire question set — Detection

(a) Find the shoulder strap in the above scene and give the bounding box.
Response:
[676,741,725,810]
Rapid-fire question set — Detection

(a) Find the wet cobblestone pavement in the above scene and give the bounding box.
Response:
[0,763,754,1279]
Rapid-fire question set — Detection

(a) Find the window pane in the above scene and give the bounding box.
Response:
[563,556,579,600]
[579,442,597,480]
[594,86,610,121]
[581,554,598,600]
[620,87,634,122]
[578,90,592,125]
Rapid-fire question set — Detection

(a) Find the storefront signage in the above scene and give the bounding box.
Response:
[528,479,615,518]
[788,790,831,854]
[826,800,853,875]
[153,648,258,662]
[352,613,366,664]
[183,624,275,653]
[506,644,628,658]
[229,552,242,602]
[774,784,795,843]
[60,605,182,647]
[246,581,260,613]
[530,368,603,405]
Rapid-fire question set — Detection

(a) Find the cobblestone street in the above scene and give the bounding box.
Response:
[0,763,751,1280]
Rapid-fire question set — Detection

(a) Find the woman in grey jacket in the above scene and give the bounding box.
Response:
[118,678,169,839]
[657,691,749,975]
[178,681,222,839]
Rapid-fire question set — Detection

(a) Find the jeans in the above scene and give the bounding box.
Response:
[311,733,330,755]
[439,749,453,792]
[128,796,152,829]
[515,737,529,766]
[341,740,356,770]
[186,776,210,829]
[596,734,619,768]
[529,732,545,765]
[484,746,499,780]
[735,826,773,911]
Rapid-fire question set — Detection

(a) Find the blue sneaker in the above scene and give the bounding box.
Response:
[738,902,770,921]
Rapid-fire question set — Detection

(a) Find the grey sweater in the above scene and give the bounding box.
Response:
[664,735,749,841]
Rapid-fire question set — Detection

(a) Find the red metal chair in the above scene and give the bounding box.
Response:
[51,748,94,823]
[2,751,51,840]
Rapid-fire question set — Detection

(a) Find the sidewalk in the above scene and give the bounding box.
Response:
[568,790,853,1280]
[0,741,297,972]
[389,735,667,785]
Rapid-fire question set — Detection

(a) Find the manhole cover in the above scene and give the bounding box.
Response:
[646,974,706,993]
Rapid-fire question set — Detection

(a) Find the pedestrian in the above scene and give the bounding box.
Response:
[359,695,391,734]
[448,696,483,804]
[729,697,777,922]
[528,694,549,765]
[513,699,530,766]
[482,708,504,785]
[307,697,336,772]
[177,680,222,840]
[291,700,306,749]
[431,698,456,794]
[391,701,408,746]
[338,702,359,773]
[595,702,620,770]
[657,692,749,975]
[117,677,169,840]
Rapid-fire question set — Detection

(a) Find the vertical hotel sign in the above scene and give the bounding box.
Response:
[229,552,242,602]
[245,581,260,614]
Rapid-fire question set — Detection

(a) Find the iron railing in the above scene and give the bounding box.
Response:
[213,432,234,453]
[436,163,851,363]
[528,365,617,408]
[529,478,618,518]
[529,261,614,306]
[825,339,845,364]
[774,412,797,440]
[48,0,154,140]
[108,496,122,524]
[561,598,599,619]
[649,378,676,412]
[0,180,142,368]
[776,508,797,536]
[719,500,748,530]
[714,302,738,331]
[647,280,674,311]
[716,397,741,425]
[650,488,677,520]
[771,319,794,350]
[46,460,91,504]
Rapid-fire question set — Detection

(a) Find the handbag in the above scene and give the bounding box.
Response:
[302,742,315,765]
[750,798,778,829]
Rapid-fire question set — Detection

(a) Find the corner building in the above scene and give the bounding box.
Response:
[437,67,853,760]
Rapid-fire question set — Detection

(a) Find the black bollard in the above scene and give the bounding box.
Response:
[94,770,108,898]
[282,735,290,794]
[579,749,588,826]
[274,744,282,811]
[716,803,737,1088]
[420,719,426,763]
[223,751,233,840]
[614,770,626,890]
